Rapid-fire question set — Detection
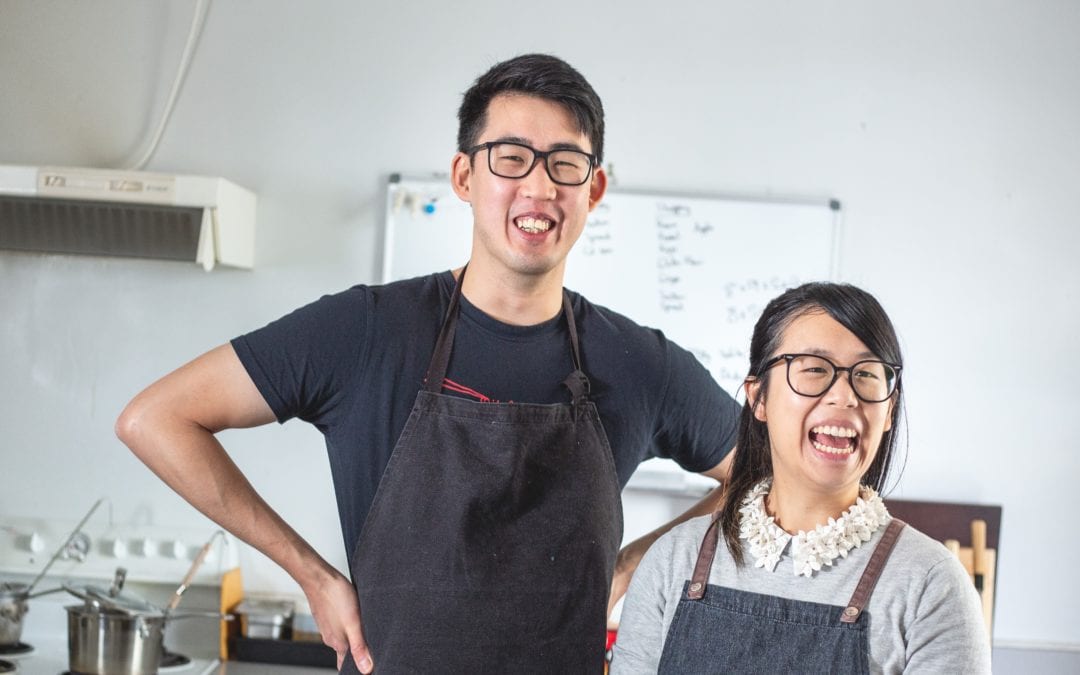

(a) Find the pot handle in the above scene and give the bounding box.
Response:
[61,583,104,611]
[62,583,92,602]
[26,586,65,600]
[168,610,235,622]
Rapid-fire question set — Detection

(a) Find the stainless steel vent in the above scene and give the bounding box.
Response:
[0,195,204,262]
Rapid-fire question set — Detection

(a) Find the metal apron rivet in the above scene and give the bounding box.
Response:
[844,606,859,617]
[689,582,702,593]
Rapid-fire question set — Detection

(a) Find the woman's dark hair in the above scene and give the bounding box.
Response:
[718,282,906,564]
[457,53,605,164]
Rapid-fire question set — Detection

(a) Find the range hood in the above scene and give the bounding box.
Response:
[0,164,256,270]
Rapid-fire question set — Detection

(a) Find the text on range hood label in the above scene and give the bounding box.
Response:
[38,167,177,205]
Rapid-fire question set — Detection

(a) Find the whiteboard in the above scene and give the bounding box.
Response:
[383,174,840,489]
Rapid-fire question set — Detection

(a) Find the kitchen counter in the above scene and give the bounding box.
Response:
[213,661,332,674]
[7,644,332,675]
[9,654,331,675]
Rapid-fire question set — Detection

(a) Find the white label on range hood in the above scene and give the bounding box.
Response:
[37,167,177,205]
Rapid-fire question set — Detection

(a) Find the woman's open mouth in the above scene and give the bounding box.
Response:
[809,425,858,455]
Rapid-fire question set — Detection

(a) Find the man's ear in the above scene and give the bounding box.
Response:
[587,165,607,211]
[450,152,473,203]
[745,377,767,423]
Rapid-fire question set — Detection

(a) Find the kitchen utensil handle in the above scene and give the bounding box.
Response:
[971,519,988,593]
[25,585,65,599]
[169,610,236,621]
[27,498,106,593]
[166,530,223,612]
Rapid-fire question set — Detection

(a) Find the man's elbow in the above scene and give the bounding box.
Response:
[115,394,153,454]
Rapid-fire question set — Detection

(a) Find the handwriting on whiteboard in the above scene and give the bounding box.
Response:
[568,197,828,391]
[652,201,810,389]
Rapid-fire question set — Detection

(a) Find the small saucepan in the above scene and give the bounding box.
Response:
[0,582,62,647]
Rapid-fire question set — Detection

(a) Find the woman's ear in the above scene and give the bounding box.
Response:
[883,391,897,432]
[745,377,767,423]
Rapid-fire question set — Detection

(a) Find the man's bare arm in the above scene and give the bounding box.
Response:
[115,344,373,672]
[606,449,735,627]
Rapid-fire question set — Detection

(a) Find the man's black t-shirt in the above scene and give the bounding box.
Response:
[232,271,740,560]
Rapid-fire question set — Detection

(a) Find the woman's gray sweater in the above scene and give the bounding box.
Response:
[612,514,992,674]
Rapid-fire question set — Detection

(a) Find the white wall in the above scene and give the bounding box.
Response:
[1,0,1077,649]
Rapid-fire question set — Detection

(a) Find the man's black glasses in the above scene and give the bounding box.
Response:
[467,141,597,186]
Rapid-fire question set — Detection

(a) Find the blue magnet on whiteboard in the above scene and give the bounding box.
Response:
[423,201,437,214]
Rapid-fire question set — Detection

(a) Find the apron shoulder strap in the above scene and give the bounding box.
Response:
[839,518,907,624]
[424,267,467,393]
[686,511,724,600]
[560,291,591,406]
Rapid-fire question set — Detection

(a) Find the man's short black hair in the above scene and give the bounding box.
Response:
[457,54,605,165]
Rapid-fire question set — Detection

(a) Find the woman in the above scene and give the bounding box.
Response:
[611,282,991,674]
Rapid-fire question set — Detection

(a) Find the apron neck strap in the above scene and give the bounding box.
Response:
[424,267,590,404]
[839,518,907,624]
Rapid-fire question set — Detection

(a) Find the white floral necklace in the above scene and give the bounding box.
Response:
[738,478,889,577]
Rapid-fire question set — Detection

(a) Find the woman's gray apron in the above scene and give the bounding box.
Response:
[340,269,623,674]
[657,514,907,674]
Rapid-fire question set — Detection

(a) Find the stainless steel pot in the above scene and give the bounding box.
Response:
[233,598,295,639]
[64,551,228,675]
[0,583,29,646]
[66,603,165,675]
[0,581,61,646]
[63,572,167,675]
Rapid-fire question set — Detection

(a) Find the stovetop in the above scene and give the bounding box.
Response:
[6,586,221,675]
[4,638,221,675]
[2,510,328,675]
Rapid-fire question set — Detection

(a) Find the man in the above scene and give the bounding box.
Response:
[117,54,738,673]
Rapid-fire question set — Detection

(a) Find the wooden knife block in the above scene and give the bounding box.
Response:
[944,543,995,638]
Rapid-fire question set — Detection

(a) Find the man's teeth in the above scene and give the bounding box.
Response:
[516,217,552,233]
[811,425,857,455]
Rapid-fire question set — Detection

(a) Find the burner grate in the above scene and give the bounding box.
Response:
[0,642,32,657]
[0,659,14,674]
[54,650,193,674]
[161,646,192,670]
